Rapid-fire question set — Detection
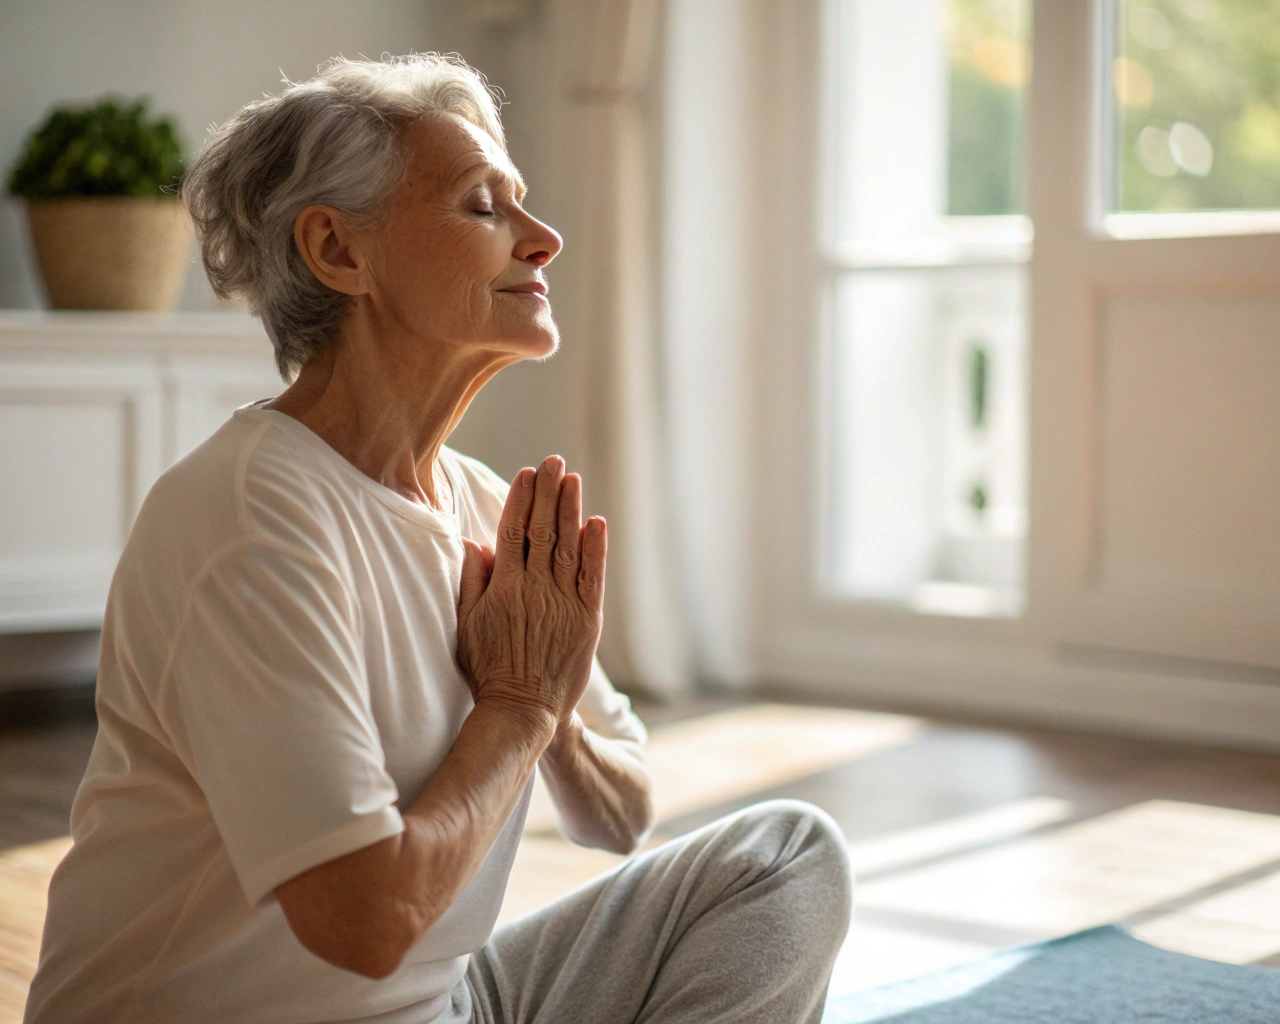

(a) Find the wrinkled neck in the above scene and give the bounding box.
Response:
[266,313,516,508]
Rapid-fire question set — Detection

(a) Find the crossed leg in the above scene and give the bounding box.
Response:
[460,799,853,1024]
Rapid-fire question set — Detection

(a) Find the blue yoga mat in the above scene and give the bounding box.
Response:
[823,925,1280,1023]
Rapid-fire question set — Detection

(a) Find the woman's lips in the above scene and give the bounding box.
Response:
[499,281,548,297]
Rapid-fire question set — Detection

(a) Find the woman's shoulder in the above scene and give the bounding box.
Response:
[131,407,350,576]
[441,448,511,539]
[443,448,510,494]
[443,448,511,506]
[134,409,271,550]
[108,411,282,647]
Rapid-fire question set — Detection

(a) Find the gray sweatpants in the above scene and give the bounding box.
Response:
[440,799,853,1024]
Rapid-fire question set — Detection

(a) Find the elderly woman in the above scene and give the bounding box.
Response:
[25,55,850,1024]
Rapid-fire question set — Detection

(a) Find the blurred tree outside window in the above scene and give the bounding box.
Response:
[1112,0,1280,212]
[947,0,1031,217]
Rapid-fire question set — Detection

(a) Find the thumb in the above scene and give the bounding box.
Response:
[459,538,491,621]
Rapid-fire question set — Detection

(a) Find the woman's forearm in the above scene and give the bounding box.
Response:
[399,695,555,905]
[538,713,655,854]
[276,696,554,978]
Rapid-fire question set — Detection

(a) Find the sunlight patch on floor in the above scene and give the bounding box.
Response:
[827,921,996,997]
[859,800,1280,937]
[524,704,925,833]
[507,705,925,929]
[1133,867,1280,964]
[495,837,630,928]
[849,797,1074,877]
[0,837,70,1019]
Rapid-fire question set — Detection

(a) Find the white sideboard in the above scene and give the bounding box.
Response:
[0,312,280,632]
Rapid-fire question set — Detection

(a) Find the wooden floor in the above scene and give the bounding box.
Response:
[3,695,1280,1019]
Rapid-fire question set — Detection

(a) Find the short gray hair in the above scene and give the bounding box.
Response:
[181,54,505,380]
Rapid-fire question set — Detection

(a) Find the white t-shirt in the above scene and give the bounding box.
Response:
[24,405,645,1024]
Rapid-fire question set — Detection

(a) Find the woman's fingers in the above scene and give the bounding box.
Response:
[553,473,583,594]
[525,455,565,577]
[577,517,607,612]
[493,467,536,580]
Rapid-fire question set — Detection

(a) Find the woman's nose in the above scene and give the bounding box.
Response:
[516,217,563,267]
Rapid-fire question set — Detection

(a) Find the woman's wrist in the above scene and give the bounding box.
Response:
[470,692,559,752]
[543,710,586,765]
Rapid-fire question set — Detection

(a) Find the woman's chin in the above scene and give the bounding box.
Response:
[502,324,560,361]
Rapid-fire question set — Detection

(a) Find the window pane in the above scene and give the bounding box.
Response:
[825,0,1030,616]
[833,0,1031,244]
[948,0,1031,215]
[1111,0,1280,213]
[828,268,1027,615]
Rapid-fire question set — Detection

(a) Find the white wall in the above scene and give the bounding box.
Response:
[0,0,440,310]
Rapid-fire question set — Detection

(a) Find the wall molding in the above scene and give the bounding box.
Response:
[760,622,1280,753]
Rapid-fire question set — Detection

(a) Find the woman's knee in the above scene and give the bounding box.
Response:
[722,800,853,944]
[728,801,852,886]
[782,801,853,899]
[732,798,843,848]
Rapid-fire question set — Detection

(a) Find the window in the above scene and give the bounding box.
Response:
[757,0,1280,709]
[1104,0,1280,235]
[824,0,1031,616]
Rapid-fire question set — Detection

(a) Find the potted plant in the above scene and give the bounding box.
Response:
[7,98,190,311]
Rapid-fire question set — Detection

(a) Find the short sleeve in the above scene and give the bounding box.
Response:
[162,541,404,906]
[577,659,647,744]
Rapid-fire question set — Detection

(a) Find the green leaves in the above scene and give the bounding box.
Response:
[7,98,185,199]
[1115,0,1280,212]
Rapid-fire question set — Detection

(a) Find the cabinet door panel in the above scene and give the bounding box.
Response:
[166,355,280,464]
[0,361,162,630]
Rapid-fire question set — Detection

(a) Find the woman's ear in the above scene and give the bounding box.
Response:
[294,205,371,297]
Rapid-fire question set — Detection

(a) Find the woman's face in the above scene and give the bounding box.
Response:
[363,114,563,361]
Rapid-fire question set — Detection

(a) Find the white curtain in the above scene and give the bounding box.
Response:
[558,0,693,697]
[456,0,721,697]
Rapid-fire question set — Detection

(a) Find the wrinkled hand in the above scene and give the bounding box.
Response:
[457,456,606,731]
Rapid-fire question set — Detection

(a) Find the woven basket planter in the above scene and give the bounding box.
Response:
[25,197,192,311]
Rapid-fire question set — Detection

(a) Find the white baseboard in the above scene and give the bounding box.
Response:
[760,624,1280,752]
